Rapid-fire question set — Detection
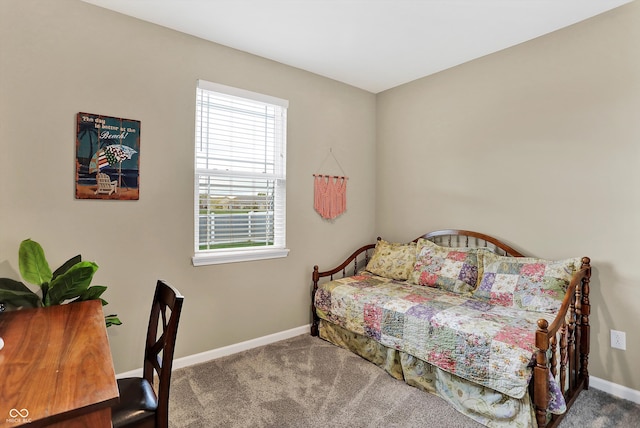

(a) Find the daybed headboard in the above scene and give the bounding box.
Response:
[421,229,524,257]
[313,229,524,285]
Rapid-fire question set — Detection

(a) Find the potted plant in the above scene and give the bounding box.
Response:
[0,239,121,327]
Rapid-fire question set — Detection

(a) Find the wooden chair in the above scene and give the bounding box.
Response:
[95,172,118,195]
[111,280,184,428]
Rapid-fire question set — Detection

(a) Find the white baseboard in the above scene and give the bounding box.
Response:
[590,376,640,404]
[117,326,640,407]
[117,324,311,379]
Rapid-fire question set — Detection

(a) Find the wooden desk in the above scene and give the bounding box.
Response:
[0,300,119,427]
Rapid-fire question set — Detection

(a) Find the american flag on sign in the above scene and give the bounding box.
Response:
[89,149,109,173]
[88,144,137,173]
[96,150,109,169]
[104,144,137,163]
[104,147,120,165]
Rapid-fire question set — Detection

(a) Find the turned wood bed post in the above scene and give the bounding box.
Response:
[534,319,550,428]
[578,257,591,386]
[311,265,320,336]
[568,286,577,392]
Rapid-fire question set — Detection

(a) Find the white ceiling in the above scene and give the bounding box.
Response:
[82,0,633,93]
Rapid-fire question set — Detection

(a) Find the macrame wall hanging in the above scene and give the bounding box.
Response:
[313,148,348,220]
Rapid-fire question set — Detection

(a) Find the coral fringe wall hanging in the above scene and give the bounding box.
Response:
[313,174,348,219]
[313,148,348,220]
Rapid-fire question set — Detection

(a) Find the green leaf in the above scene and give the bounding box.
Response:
[52,255,82,280]
[41,283,50,305]
[0,278,42,308]
[47,261,98,305]
[77,285,107,302]
[105,314,122,327]
[18,239,52,286]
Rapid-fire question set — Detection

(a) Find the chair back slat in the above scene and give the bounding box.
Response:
[142,280,184,428]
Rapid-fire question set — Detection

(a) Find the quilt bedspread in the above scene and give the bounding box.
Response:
[314,274,556,399]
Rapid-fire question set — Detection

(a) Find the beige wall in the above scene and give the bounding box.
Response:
[377,2,640,390]
[0,0,376,373]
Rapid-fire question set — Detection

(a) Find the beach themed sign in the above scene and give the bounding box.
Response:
[75,112,140,200]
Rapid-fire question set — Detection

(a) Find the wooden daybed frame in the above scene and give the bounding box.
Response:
[311,229,591,428]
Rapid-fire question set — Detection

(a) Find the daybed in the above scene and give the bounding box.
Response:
[311,229,591,428]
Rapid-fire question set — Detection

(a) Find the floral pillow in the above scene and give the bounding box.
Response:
[473,251,581,314]
[365,239,416,281]
[409,238,480,294]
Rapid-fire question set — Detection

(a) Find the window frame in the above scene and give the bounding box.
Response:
[192,80,289,266]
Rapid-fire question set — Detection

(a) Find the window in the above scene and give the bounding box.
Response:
[193,80,288,266]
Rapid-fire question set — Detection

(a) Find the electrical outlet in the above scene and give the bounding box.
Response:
[611,330,626,350]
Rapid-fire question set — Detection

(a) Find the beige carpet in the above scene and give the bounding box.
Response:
[168,334,640,427]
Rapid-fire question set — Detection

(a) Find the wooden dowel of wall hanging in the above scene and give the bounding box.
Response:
[312,174,348,179]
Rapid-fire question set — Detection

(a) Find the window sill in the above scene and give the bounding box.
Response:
[192,248,290,266]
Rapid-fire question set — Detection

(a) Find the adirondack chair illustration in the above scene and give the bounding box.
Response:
[95,172,118,195]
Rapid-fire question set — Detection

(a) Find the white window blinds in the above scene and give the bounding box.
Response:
[193,80,288,265]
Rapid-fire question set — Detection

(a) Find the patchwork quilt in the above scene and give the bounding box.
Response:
[314,273,557,399]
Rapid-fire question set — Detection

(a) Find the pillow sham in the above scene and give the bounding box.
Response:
[410,238,480,294]
[365,239,416,281]
[473,251,581,314]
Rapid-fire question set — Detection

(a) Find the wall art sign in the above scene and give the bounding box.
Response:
[75,112,140,200]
